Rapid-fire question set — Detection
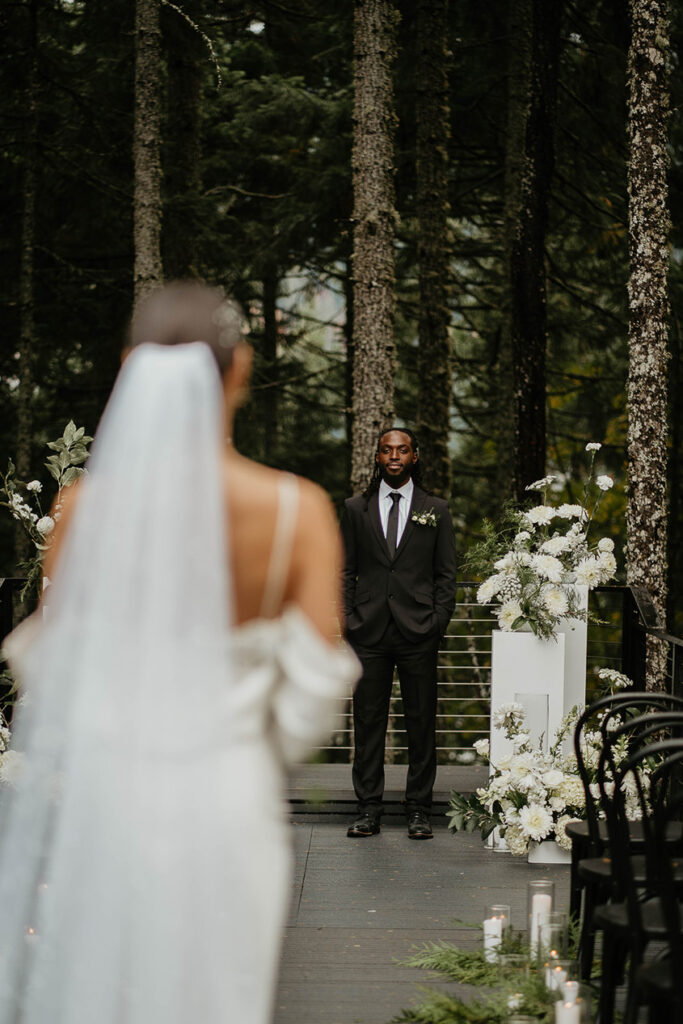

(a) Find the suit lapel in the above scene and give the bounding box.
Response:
[367,493,391,565]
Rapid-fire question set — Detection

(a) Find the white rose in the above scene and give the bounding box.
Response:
[542,769,564,788]
[36,516,55,537]
[473,738,489,758]
[596,475,613,491]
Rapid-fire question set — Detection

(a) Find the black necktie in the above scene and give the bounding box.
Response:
[386,492,401,557]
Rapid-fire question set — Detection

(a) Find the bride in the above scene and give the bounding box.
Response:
[0,281,360,1024]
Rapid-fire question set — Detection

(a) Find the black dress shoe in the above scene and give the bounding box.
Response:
[347,812,381,837]
[407,810,433,839]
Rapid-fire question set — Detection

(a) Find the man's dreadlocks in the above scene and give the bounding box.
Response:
[362,426,425,500]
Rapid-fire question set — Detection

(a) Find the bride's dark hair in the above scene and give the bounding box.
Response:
[128,280,246,373]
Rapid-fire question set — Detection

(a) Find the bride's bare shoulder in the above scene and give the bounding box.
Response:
[224,454,333,520]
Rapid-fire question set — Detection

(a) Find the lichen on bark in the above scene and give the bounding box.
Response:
[349,0,399,494]
[626,0,671,690]
[133,0,163,304]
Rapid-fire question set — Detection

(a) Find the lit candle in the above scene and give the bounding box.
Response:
[562,980,579,1003]
[483,915,503,962]
[530,892,552,954]
[546,964,568,990]
[555,1000,581,1024]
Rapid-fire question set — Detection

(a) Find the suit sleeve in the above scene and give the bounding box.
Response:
[433,502,457,635]
[339,501,358,630]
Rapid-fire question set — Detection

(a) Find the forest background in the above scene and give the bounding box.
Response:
[2,0,682,633]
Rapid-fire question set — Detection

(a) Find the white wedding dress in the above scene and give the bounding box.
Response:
[0,343,359,1024]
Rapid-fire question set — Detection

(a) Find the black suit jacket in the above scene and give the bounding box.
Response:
[340,485,457,647]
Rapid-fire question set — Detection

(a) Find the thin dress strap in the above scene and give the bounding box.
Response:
[259,473,300,619]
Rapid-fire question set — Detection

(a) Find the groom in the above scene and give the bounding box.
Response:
[341,428,457,839]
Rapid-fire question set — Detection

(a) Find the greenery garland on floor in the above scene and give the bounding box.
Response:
[390,931,592,1023]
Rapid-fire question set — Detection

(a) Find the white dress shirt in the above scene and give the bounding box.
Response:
[378,477,414,546]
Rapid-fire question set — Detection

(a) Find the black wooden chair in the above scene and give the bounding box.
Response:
[569,691,683,980]
[591,728,683,1024]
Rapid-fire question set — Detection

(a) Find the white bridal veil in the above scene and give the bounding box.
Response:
[0,342,238,1023]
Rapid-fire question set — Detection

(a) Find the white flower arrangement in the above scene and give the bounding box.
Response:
[411,507,439,528]
[467,444,618,640]
[0,421,92,599]
[447,669,650,857]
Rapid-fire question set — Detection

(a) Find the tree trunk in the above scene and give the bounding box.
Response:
[416,0,452,499]
[626,0,671,690]
[350,0,398,494]
[344,261,355,490]
[16,0,38,568]
[164,0,203,278]
[262,271,279,464]
[134,0,163,304]
[504,0,561,502]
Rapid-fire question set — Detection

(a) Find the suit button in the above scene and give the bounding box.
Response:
[389,594,394,599]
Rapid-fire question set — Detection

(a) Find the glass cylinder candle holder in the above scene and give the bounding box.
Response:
[483,904,510,962]
[544,958,575,993]
[527,879,554,957]
[539,913,568,960]
[554,999,581,1024]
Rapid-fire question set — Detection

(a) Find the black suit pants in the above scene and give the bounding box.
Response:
[350,619,439,815]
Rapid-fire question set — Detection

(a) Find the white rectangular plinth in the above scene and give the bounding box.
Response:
[556,585,588,718]
[490,630,566,766]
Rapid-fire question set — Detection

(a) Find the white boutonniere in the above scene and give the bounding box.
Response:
[411,507,439,528]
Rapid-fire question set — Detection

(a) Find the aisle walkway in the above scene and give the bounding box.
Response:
[274,817,570,1024]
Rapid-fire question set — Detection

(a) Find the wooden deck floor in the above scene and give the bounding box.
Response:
[275,768,571,1024]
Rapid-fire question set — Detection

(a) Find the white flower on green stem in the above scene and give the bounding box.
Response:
[585,442,602,452]
[525,476,557,491]
[477,575,502,604]
[597,667,633,691]
[574,556,603,587]
[518,803,553,841]
[492,702,525,730]
[598,537,614,553]
[514,530,531,543]
[530,553,564,583]
[540,535,571,556]
[473,738,489,758]
[525,505,556,526]
[36,516,55,537]
[596,475,614,491]
[598,551,617,578]
[542,585,569,616]
[556,503,587,520]
[26,480,42,493]
[497,599,523,630]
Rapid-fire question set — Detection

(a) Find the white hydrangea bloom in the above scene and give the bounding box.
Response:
[585,442,602,452]
[497,599,523,631]
[36,516,55,536]
[596,475,613,491]
[530,553,564,583]
[558,777,585,808]
[503,824,529,856]
[549,796,566,813]
[542,585,569,616]
[518,803,554,841]
[526,505,556,526]
[0,749,24,786]
[554,815,575,851]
